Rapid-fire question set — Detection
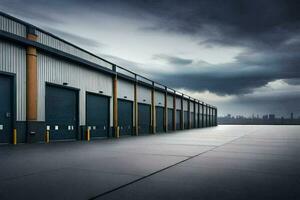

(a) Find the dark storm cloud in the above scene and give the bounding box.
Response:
[1,0,300,96]
[124,0,300,95]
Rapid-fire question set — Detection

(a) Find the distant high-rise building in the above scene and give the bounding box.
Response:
[262,115,268,120]
[268,114,275,120]
[291,112,294,120]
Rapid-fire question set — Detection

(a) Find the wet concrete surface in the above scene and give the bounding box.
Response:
[0,125,299,200]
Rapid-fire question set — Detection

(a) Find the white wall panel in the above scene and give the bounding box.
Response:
[137,85,151,104]
[0,39,26,121]
[37,52,113,126]
[167,95,173,108]
[0,15,26,37]
[176,97,182,110]
[183,99,188,111]
[118,79,134,101]
[36,30,113,70]
[155,91,165,107]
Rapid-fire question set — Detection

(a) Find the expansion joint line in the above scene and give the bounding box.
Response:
[88,134,248,200]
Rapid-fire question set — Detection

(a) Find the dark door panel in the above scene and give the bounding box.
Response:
[0,75,13,143]
[118,99,133,136]
[176,110,181,130]
[138,103,151,134]
[46,85,78,140]
[86,93,109,138]
[167,108,173,131]
[156,106,164,133]
[184,111,189,129]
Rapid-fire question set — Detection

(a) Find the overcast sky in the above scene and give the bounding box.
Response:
[1,0,300,117]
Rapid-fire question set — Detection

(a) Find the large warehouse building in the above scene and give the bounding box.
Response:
[0,12,217,144]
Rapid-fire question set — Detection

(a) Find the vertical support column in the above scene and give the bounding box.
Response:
[26,26,40,143]
[112,65,119,138]
[173,91,176,131]
[206,105,208,127]
[188,98,191,129]
[134,77,138,136]
[197,101,200,128]
[27,28,38,121]
[164,87,168,132]
[181,94,184,130]
[151,83,156,134]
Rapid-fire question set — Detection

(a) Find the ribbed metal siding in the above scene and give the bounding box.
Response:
[137,85,151,104]
[155,91,165,107]
[167,95,173,108]
[118,79,134,101]
[190,101,194,111]
[36,30,113,70]
[176,97,182,110]
[183,99,188,111]
[37,52,113,126]
[0,39,26,121]
[0,15,26,37]
[195,103,199,114]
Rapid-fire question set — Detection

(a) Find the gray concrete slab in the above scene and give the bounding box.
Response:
[0,125,299,200]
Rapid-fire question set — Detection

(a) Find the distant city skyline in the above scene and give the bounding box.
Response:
[220,112,300,119]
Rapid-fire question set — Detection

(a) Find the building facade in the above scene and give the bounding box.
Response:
[0,12,217,144]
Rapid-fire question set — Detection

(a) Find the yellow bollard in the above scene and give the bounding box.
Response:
[13,128,17,145]
[86,128,90,142]
[45,131,49,143]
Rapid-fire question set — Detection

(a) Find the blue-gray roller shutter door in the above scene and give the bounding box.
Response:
[191,112,195,128]
[118,99,133,136]
[184,111,189,129]
[0,75,13,143]
[156,106,164,133]
[167,108,173,131]
[176,110,181,130]
[138,103,151,134]
[46,85,78,140]
[86,93,109,138]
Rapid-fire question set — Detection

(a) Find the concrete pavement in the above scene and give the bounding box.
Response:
[0,125,299,200]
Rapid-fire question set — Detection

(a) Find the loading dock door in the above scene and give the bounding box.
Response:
[46,85,78,140]
[167,108,173,131]
[0,75,13,143]
[86,93,109,138]
[184,111,189,129]
[191,112,195,128]
[156,106,164,133]
[118,99,133,136]
[138,103,151,134]
[176,110,181,130]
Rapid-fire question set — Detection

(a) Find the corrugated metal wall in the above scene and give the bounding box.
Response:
[0,39,26,121]
[183,99,188,111]
[137,85,151,104]
[118,79,134,101]
[155,91,165,107]
[37,52,113,126]
[195,103,199,114]
[189,101,194,111]
[176,97,182,110]
[167,95,173,108]
[36,30,113,70]
[0,15,26,37]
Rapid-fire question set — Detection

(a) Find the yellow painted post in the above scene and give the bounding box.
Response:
[45,130,49,143]
[86,128,90,142]
[13,128,17,145]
